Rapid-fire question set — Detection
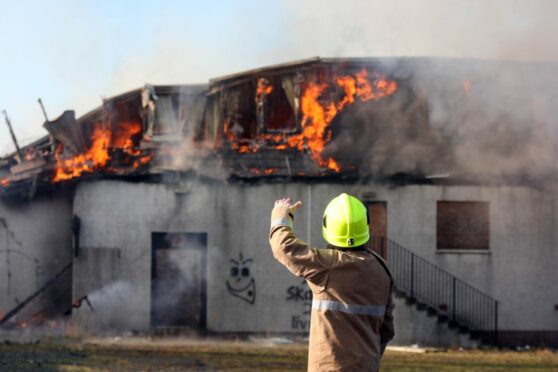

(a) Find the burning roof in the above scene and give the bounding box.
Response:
[0,84,206,197]
[2,57,558,198]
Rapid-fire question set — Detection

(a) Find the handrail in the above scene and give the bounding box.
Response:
[0,262,72,326]
[370,237,498,345]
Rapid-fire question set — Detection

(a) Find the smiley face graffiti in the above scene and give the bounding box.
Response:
[226,253,256,304]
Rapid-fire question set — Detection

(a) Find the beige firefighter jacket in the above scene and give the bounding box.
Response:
[269,206,395,372]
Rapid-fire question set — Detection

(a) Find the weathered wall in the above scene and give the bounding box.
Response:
[71,179,557,343]
[308,184,558,333]
[72,182,177,332]
[0,192,73,324]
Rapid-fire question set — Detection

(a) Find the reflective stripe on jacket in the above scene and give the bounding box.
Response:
[269,206,395,372]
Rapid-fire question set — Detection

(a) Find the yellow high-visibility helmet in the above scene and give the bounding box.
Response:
[322,193,369,248]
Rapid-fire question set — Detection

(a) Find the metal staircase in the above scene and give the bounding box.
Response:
[371,238,499,345]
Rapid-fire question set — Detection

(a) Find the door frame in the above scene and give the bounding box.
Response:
[150,232,208,329]
[366,201,388,260]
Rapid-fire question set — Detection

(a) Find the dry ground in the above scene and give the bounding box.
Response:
[0,337,557,371]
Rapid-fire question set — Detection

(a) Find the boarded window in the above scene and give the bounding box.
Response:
[437,201,489,250]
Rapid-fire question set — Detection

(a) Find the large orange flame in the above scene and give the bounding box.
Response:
[53,126,111,182]
[53,121,150,182]
[224,70,397,173]
[291,69,398,171]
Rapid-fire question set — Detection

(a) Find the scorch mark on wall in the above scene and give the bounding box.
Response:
[226,252,255,304]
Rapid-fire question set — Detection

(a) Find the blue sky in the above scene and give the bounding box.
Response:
[0,0,292,152]
[1,0,556,154]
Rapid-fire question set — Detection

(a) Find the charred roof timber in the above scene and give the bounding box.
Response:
[2,57,558,198]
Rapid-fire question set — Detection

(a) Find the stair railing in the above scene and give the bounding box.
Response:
[370,237,498,345]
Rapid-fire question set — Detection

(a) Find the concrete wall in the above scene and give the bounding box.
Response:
[72,179,558,343]
[0,192,73,323]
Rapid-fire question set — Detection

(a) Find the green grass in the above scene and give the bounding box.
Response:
[382,349,558,371]
[0,340,556,371]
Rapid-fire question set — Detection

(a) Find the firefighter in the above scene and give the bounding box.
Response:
[269,193,394,371]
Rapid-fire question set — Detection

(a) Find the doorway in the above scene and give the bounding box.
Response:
[151,232,207,329]
[367,202,388,260]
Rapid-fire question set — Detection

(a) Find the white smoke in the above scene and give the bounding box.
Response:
[281,0,558,61]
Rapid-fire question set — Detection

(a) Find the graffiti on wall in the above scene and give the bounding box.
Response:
[0,218,44,309]
[226,252,256,304]
[286,279,312,330]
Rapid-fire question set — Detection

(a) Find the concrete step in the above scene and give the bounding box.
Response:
[405,296,417,305]
[391,296,478,348]
[426,307,438,317]
[448,320,460,329]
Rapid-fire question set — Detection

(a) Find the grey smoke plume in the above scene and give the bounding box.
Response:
[277,0,558,180]
[324,59,558,181]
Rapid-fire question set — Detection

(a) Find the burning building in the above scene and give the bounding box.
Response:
[1,57,558,347]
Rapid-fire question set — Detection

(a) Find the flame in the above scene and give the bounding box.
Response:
[225,69,398,174]
[249,167,279,175]
[290,69,398,171]
[53,121,150,182]
[53,125,111,182]
[112,121,143,156]
[0,178,8,187]
[133,155,153,168]
[256,78,273,102]
[326,158,341,172]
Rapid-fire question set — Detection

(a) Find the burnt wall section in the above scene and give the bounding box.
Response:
[0,192,73,325]
[71,179,557,345]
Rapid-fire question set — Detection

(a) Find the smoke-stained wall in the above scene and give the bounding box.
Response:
[71,179,557,346]
[0,192,73,324]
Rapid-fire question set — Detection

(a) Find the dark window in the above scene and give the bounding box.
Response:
[437,201,489,250]
[225,82,258,139]
[266,76,296,132]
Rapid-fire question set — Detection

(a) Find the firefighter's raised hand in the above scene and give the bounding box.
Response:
[274,198,302,214]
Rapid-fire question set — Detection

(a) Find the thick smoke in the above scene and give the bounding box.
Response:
[324,59,558,181]
[279,0,558,181]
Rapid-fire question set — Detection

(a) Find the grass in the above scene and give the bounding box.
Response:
[0,339,556,371]
[382,349,558,371]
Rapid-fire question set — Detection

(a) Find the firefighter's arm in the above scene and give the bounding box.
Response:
[379,284,395,356]
[269,201,333,284]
